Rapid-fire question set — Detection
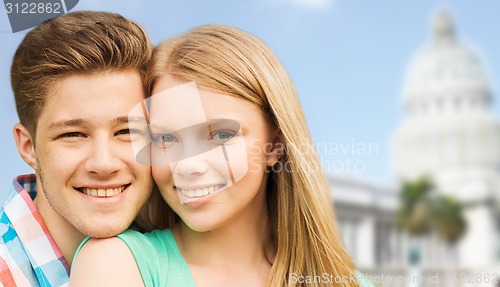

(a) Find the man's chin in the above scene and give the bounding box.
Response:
[82,224,129,238]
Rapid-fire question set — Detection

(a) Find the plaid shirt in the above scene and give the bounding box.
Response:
[0,174,69,287]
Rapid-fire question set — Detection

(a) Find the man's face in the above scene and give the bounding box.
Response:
[32,71,152,238]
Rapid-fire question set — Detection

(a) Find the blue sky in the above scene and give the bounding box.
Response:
[1,0,499,200]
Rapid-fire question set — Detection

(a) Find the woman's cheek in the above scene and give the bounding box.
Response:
[152,165,172,186]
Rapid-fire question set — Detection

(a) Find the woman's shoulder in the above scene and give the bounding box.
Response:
[70,237,145,287]
[356,271,375,287]
[117,228,190,286]
[73,236,133,266]
[73,229,173,274]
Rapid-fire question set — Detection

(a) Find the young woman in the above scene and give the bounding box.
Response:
[70,25,372,287]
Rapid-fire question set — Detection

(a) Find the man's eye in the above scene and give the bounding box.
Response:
[116,129,131,135]
[58,132,85,138]
[116,129,145,136]
[210,130,236,144]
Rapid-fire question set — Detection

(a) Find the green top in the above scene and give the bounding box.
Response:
[74,229,196,287]
[117,229,196,287]
[75,228,374,287]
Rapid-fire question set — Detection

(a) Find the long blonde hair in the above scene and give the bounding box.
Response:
[141,25,359,287]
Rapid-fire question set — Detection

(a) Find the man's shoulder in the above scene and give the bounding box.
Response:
[0,201,15,246]
[0,206,13,235]
[0,174,69,286]
[0,209,38,286]
[0,213,69,286]
[1,174,37,206]
[0,203,27,263]
[0,174,37,235]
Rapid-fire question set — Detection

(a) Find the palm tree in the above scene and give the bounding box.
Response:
[431,194,467,287]
[395,177,434,236]
[395,177,434,287]
[395,177,467,286]
[430,195,466,244]
[395,177,467,243]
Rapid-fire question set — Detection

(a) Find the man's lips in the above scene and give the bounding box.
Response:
[76,184,130,198]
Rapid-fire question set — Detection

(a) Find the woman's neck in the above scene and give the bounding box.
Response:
[171,175,276,287]
[177,221,270,266]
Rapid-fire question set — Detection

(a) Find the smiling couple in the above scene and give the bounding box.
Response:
[0,10,372,287]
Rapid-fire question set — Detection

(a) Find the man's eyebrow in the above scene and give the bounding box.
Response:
[48,117,146,130]
[116,116,147,124]
[48,119,86,130]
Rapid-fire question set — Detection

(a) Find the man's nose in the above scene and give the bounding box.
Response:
[84,138,123,176]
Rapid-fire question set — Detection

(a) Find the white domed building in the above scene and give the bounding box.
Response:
[331,10,499,287]
[393,10,500,280]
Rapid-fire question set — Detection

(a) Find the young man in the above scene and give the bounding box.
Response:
[0,11,153,286]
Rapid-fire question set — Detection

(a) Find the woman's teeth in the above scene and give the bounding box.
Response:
[178,184,225,198]
[81,186,126,197]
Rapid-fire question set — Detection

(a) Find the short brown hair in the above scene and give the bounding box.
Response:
[11,11,152,135]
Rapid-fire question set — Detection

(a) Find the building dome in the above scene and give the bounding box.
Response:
[392,10,500,182]
[402,11,492,119]
[392,9,500,273]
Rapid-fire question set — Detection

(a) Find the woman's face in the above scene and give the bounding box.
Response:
[148,75,279,232]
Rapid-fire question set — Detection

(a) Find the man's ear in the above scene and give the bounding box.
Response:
[13,124,38,170]
[265,132,285,167]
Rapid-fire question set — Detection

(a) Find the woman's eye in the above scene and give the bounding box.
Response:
[153,134,178,143]
[151,134,178,149]
[161,134,177,143]
[211,130,236,144]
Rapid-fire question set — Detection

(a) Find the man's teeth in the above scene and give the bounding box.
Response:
[179,184,225,198]
[81,186,126,197]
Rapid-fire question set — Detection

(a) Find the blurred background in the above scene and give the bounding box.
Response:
[0,1,499,286]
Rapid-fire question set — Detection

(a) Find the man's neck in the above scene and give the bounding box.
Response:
[33,189,86,267]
